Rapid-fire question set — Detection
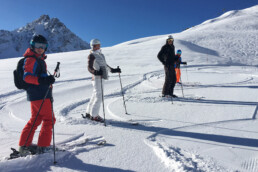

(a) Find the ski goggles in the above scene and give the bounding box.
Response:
[167,38,174,42]
[31,42,48,49]
[177,52,182,55]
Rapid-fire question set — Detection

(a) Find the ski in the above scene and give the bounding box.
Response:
[176,96,205,101]
[81,113,105,123]
[81,113,91,119]
[81,113,139,125]
[107,119,139,126]
[8,145,65,160]
[97,140,107,146]
[159,95,204,100]
[6,132,106,161]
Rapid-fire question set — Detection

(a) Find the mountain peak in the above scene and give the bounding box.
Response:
[0,15,90,59]
[34,14,50,23]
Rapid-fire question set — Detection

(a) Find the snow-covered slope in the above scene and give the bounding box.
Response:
[0,15,90,59]
[177,5,258,66]
[0,5,258,172]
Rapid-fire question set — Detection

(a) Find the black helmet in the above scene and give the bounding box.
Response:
[30,35,48,50]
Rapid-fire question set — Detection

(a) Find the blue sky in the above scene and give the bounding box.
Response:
[0,0,257,47]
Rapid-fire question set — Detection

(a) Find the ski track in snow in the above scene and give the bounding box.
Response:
[241,158,258,172]
[0,90,26,110]
[104,68,235,171]
[144,134,226,172]
[2,66,257,171]
[56,70,163,124]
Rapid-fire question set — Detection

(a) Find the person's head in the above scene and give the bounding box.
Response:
[90,39,101,51]
[30,35,48,55]
[176,49,182,56]
[166,35,174,45]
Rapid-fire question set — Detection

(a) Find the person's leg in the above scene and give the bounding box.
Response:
[19,100,43,146]
[86,81,97,115]
[90,78,103,117]
[162,66,170,96]
[170,68,177,96]
[37,99,55,147]
[175,68,180,83]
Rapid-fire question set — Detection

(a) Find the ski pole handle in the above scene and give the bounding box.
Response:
[54,62,60,78]
[54,62,60,73]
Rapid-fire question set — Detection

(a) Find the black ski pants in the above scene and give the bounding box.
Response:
[162,66,176,96]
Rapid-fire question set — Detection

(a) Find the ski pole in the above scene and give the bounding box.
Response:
[50,98,57,164]
[100,78,106,126]
[180,74,184,98]
[252,104,258,119]
[118,68,128,115]
[51,62,60,164]
[185,66,189,82]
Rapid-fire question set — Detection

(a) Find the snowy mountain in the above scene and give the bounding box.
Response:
[0,5,258,172]
[0,15,90,59]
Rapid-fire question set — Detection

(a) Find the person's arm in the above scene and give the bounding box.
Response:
[107,65,121,73]
[88,54,96,74]
[157,46,166,65]
[23,57,40,85]
[180,58,187,65]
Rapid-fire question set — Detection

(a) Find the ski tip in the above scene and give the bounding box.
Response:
[97,140,107,146]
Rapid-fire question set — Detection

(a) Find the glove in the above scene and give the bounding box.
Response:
[182,62,187,65]
[38,75,55,85]
[111,67,121,73]
[94,70,103,76]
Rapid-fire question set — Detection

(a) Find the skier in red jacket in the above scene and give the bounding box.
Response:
[18,35,56,156]
[175,50,187,84]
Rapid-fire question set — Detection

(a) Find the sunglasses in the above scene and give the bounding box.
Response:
[32,42,48,49]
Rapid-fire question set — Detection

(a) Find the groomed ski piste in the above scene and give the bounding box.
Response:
[0,5,258,172]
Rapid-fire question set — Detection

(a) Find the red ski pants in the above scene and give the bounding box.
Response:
[175,68,181,83]
[19,99,56,147]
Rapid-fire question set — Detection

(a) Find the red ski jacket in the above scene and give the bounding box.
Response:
[23,48,52,101]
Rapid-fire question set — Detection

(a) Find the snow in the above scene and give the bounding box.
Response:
[0,5,258,172]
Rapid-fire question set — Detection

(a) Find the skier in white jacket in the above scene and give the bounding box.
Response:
[85,39,121,122]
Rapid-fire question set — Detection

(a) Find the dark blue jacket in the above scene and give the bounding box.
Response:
[23,48,52,101]
[157,42,176,67]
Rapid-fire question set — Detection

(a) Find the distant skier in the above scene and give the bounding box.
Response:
[85,39,121,122]
[157,35,177,98]
[18,35,56,156]
[175,49,187,84]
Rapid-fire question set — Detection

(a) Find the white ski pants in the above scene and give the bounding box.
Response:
[86,77,104,117]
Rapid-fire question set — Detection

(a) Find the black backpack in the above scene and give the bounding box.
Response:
[13,56,39,90]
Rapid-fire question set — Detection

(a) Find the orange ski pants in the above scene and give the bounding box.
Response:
[175,68,181,83]
[19,99,56,147]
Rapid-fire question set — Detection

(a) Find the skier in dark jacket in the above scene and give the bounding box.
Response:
[18,35,56,156]
[157,35,177,97]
